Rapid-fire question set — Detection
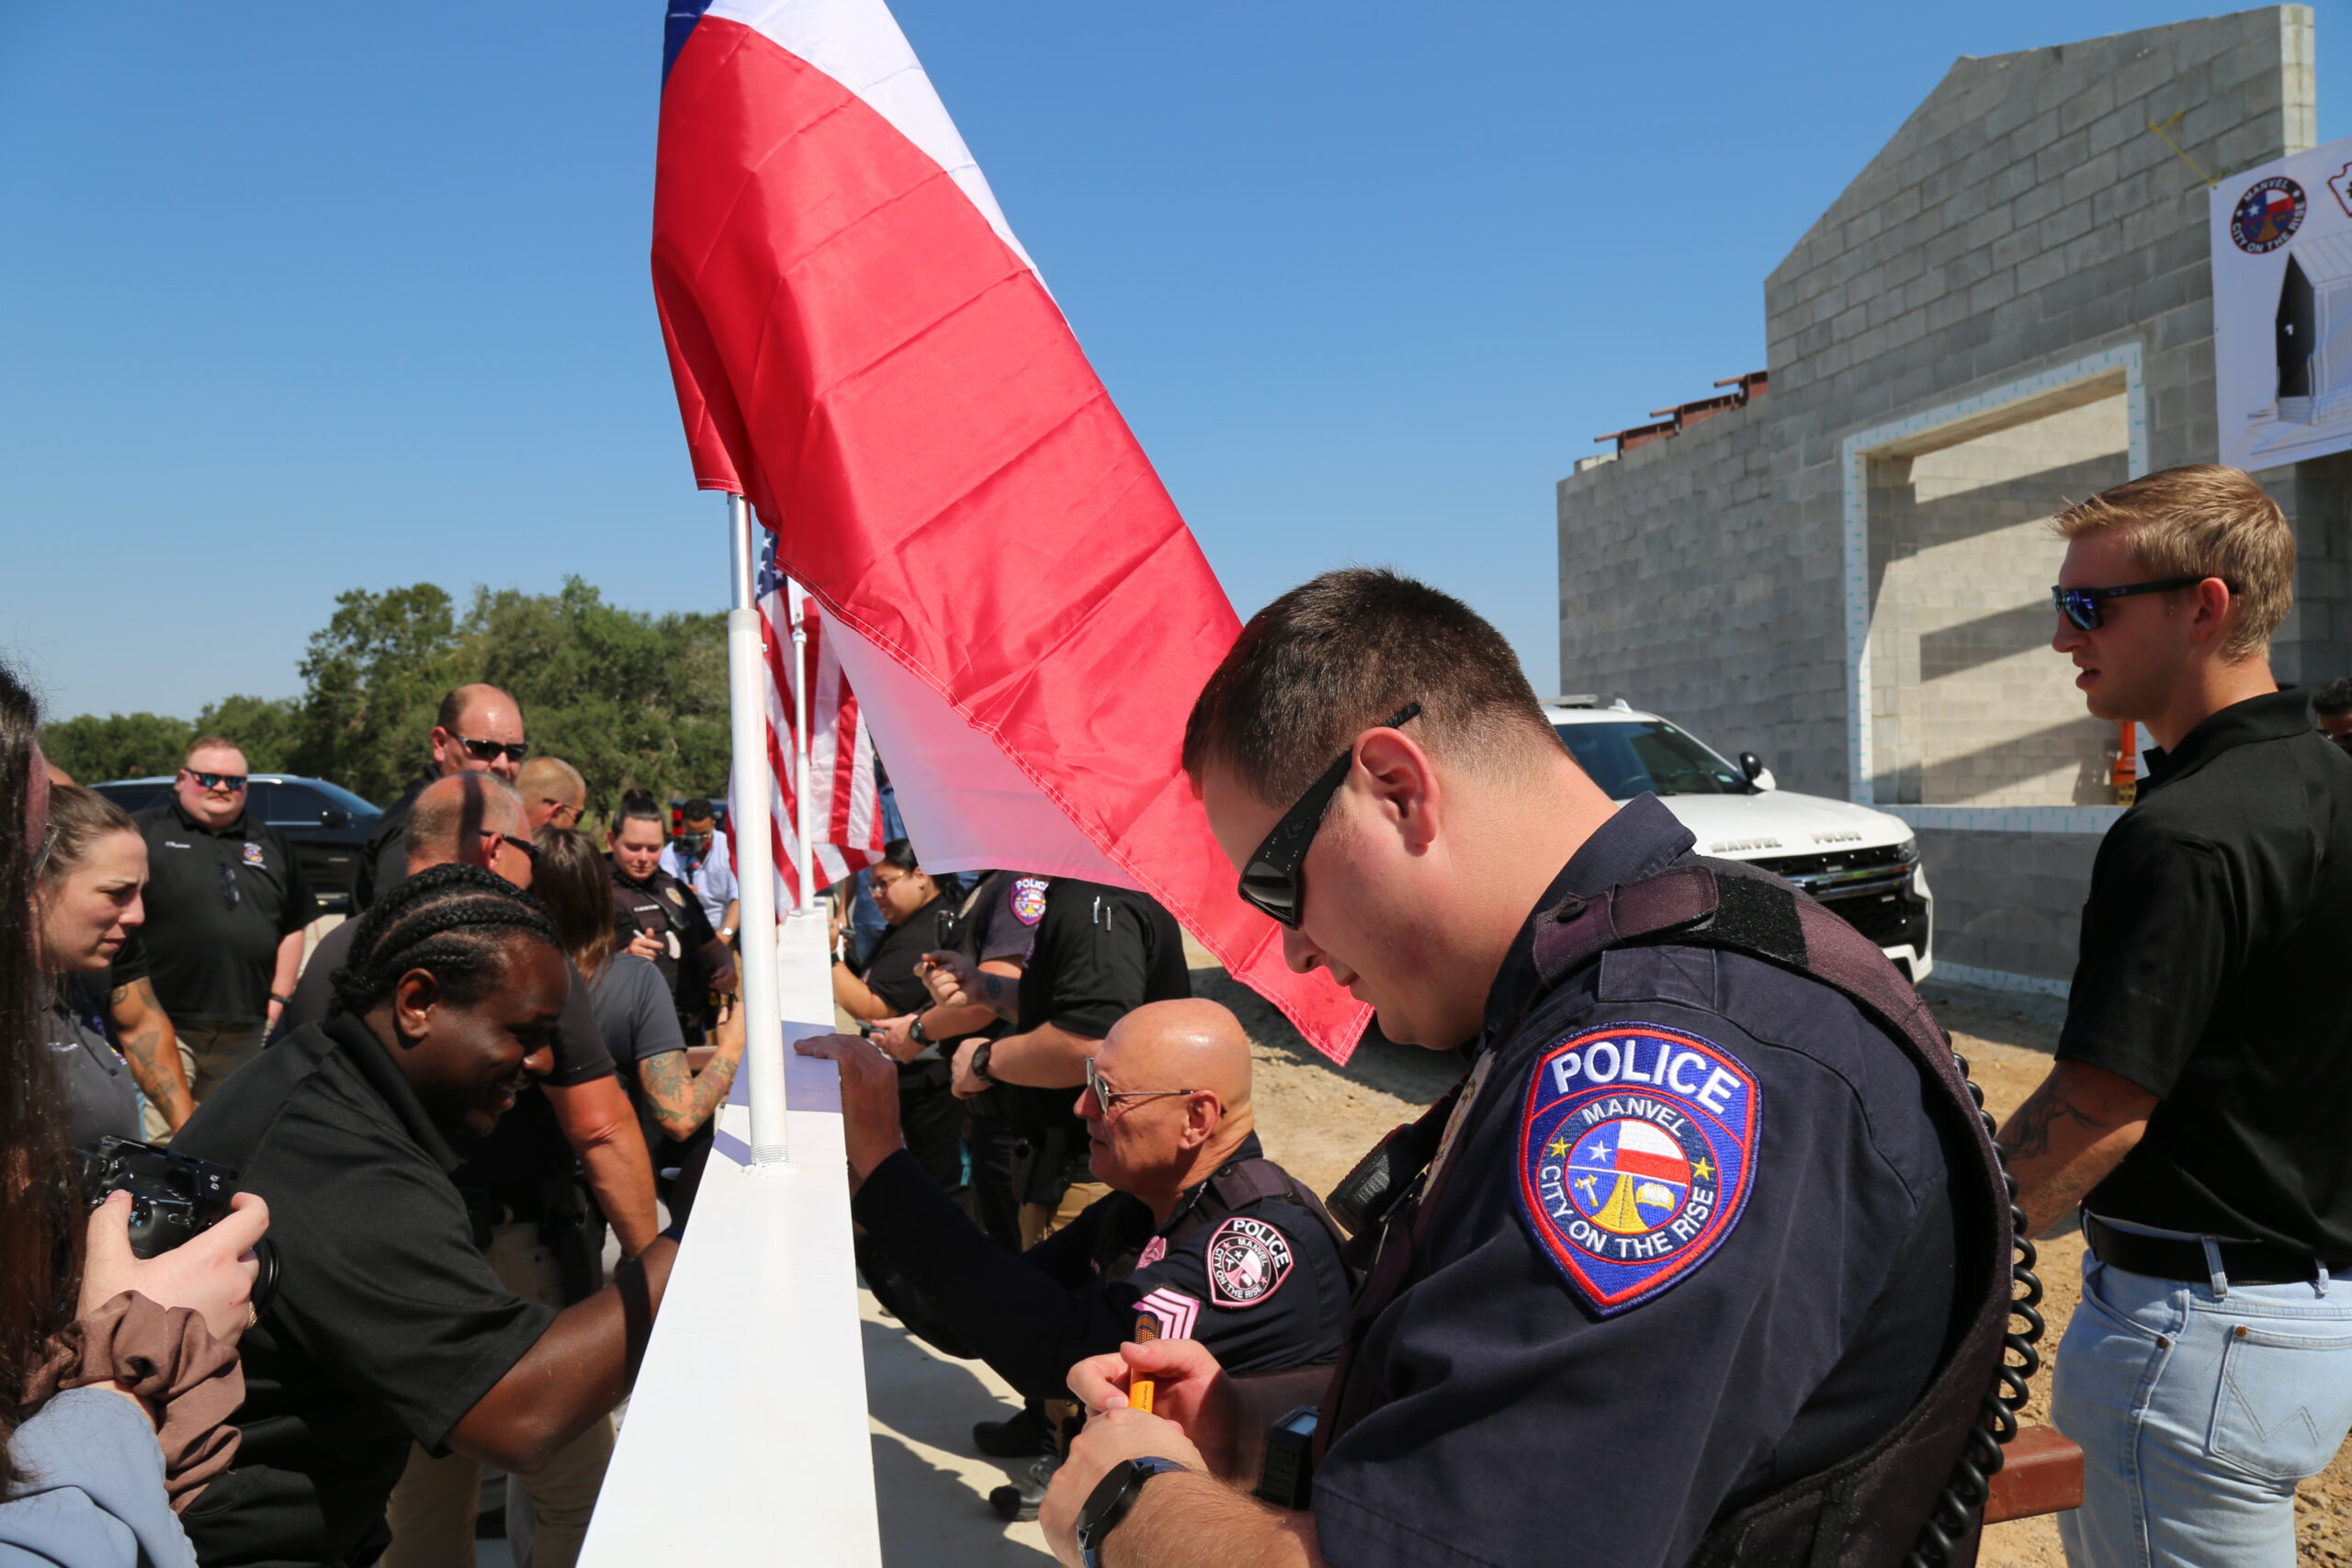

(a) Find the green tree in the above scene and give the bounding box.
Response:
[38,712,190,784]
[294,584,467,807]
[193,694,305,773]
[467,578,729,824]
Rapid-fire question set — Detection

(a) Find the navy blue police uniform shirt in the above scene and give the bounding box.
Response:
[1313,795,1962,1568]
[852,1132,1349,1402]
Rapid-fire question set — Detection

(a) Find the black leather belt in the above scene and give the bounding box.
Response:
[2084,1214,2341,1286]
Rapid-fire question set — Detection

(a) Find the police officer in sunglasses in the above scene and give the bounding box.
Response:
[1040,570,2002,1568]
[356,682,530,911]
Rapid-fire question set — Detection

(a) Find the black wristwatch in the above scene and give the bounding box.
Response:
[970,1040,997,1084]
[1076,1455,1186,1567]
[909,1014,933,1048]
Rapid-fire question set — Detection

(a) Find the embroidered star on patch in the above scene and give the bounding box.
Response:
[1515,1022,1760,1316]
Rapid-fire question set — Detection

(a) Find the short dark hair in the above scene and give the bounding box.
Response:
[329,864,560,1019]
[681,797,716,822]
[2316,676,2352,717]
[1182,568,1555,802]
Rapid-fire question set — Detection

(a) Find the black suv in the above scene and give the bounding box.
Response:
[90,775,382,919]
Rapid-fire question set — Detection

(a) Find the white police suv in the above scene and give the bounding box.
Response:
[1547,699,1933,983]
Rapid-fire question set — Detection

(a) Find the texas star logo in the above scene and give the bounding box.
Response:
[2231,175,2306,254]
[1204,1216,1294,1308]
[1516,1023,1759,1316]
[1011,876,1049,927]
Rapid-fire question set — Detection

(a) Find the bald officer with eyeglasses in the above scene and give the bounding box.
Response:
[355,682,531,911]
[130,735,311,1109]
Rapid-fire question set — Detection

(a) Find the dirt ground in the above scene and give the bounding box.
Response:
[1182,944,2352,1567]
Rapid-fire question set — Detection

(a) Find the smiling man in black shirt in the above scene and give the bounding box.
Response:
[1998,465,2352,1568]
[174,866,678,1568]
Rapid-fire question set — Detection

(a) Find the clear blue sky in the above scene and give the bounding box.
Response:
[4,2,2346,721]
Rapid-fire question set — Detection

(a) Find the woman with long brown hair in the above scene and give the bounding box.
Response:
[0,661,269,1564]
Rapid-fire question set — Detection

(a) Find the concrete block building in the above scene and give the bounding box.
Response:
[1555,6,2350,993]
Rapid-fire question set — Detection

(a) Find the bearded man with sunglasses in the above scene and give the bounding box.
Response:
[1040,570,1999,1568]
[130,734,311,1109]
[356,682,531,910]
[1994,465,2352,1568]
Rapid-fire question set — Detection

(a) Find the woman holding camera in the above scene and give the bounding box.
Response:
[0,661,267,1568]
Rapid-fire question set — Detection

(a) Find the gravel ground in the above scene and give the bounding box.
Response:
[1184,944,2351,1565]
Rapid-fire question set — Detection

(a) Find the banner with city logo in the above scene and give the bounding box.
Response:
[2213,133,2352,470]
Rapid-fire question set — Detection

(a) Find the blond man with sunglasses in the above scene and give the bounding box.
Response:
[1998,464,2352,1568]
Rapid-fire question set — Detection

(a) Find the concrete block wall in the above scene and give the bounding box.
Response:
[1918,826,2103,983]
[1870,393,2131,806]
[1557,7,2319,987]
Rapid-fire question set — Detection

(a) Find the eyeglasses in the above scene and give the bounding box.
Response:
[454,736,530,764]
[185,770,248,793]
[540,799,582,828]
[1084,1055,1198,1111]
[31,824,56,879]
[1238,702,1422,928]
[218,863,240,909]
[482,829,540,866]
[2050,576,2228,632]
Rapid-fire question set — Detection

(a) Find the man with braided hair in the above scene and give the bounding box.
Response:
[174,865,681,1567]
[274,772,657,1567]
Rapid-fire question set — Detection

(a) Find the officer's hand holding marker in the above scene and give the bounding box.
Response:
[916,949,981,1010]
[1068,1337,1244,1480]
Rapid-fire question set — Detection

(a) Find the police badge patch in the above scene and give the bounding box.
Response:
[1011,876,1048,926]
[241,842,266,868]
[1204,1216,1295,1308]
[1515,1022,1758,1316]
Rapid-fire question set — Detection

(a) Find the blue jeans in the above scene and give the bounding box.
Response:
[2052,1247,2352,1567]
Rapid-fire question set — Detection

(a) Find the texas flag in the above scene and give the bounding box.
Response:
[652,1,1370,1058]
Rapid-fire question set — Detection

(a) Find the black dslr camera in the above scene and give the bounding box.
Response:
[77,1136,280,1311]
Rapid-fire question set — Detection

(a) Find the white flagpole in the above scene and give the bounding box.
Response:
[725,493,789,1168]
[789,579,819,912]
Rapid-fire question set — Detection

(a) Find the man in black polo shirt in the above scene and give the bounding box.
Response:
[277,772,658,1567]
[175,866,678,1568]
[927,877,1192,1247]
[1998,465,2352,1568]
[132,735,310,1107]
[356,682,529,910]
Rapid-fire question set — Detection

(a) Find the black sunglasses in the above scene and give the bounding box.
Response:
[219,863,240,909]
[1238,703,1421,928]
[186,770,248,792]
[483,829,540,865]
[454,736,531,764]
[2051,576,2222,632]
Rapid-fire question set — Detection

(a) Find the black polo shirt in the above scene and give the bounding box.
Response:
[132,799,311,1025]
[175,1013,555,1566]
[2059,688,2352,1256]
[1014,879,1191,1038]
[277,918,616,1192]
[1313,796,1961,1568]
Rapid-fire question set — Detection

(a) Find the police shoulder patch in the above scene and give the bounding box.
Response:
[1515,1021,1759,1316]
[1011,876,1048,926]
[1204,1215,1295,1308]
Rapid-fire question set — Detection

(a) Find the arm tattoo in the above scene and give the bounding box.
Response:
[110,979,191,1119]
[1996,1086,2108,1164]
[639,1048,742,1142]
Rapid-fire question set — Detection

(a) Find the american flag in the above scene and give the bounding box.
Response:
[733,527,887,907]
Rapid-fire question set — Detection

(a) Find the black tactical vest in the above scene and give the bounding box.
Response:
[1317,859,2013,1568]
